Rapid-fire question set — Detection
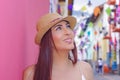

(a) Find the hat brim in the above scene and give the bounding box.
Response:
[35,16,76,45]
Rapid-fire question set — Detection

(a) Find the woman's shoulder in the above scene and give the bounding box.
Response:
[75,60,92,72]
[76,60,94,80]
[77,60,91,68]
[23,64,35,80]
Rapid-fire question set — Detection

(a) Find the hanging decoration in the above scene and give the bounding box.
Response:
[68,4,73,11]
[80,23,85,29]
[116,6,120,15]
[108,5,116,29]
[57,4,61,14]
[109,37,113,45]
[94,30,97,36]
[87,4,103,24]
[87,31,91,37]
[93,6,101,17]
[98,26,108,37]
[107,0,116,5]
[99,30,102,34]
[78,30,84,38]
[106,7,111,16]
[78,4,104,38]
[116,6,120,24]
[88,22,93,27]
[114,37,117,46]
[81,6,87,11]
[87,0,92,6]
[80,41,85,48]
[102,27,108,36]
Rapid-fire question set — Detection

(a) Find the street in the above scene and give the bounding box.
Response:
[94,73,120,80]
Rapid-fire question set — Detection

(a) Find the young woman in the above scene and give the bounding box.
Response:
[23,13,94,80]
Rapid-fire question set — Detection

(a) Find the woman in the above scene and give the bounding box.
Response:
[23,13,94,80]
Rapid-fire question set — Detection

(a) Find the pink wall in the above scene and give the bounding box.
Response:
[0,0,49,80]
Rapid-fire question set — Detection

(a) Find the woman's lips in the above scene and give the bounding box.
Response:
[64,38,73,43]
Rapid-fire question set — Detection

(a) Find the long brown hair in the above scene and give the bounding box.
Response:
[33,29,77,80]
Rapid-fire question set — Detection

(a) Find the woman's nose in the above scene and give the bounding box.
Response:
[63,27,72,35]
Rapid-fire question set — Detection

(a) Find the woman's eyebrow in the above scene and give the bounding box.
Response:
[53,24,62,29]
[52,21,69,29]
[66,23,70,25]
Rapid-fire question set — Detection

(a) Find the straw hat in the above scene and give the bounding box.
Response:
[35,13,76,45]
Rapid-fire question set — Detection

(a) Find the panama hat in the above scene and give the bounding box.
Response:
[35,13,77,45]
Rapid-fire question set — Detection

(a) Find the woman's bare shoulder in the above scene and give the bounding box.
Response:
[77,60,91,68]
[23,65,35,80]
[77,60,94,80]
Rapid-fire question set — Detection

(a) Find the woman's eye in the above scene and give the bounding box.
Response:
[66,24,71,28]
[56,26,61,30]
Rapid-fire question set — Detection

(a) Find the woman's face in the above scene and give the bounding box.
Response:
[51,20,75,51]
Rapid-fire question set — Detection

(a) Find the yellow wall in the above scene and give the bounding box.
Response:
[100,39,109,60]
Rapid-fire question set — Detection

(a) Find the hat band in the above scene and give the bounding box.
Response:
[50,17,62,23]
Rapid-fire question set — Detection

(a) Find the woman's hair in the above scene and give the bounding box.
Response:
[33,28,77,80]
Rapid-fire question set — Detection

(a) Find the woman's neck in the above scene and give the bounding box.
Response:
[52,50,73,70]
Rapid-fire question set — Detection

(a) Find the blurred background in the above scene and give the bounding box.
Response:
[0,0,120,80]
